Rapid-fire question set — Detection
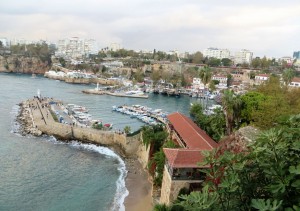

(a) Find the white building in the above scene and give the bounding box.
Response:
[255,74,269,85]
[55,37,98,59]
[234,49,253,64]
[110,43,121,52]
[212,74,227,86]
[192,78,205,90]
[280,56,293,66]
[289,77,300,88]
[203,47,230,59]
[0,38,9,47]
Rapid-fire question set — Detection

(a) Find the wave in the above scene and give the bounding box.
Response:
[68,141,129,211]
[42,137,129,211]
[10,104,21,134]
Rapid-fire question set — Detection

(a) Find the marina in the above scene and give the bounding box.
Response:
[112,105,168,125]
[50,101,113,130]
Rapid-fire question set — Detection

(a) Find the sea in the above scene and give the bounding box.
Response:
[0,73,206,211]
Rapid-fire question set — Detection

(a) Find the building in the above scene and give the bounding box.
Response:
[160,112,218,205]
[234,49,253,64]
[192,78,205,90]
[55,37,98,59]
[280,56,293,66]
[0,38,9,47]
[212,74,227,87]
[289,77,300,88]
[255,74,270,85]
[293,51,300,59]
[110,43,121,52]
[203,47,230,59]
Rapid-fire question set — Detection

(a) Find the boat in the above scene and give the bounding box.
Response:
[31,73,36,78]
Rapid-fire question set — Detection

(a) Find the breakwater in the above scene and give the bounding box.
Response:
[44,72,120,85]
[83,89,149,98]
[20,97,141,157]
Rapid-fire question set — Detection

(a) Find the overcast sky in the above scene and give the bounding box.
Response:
[0,0,299,57]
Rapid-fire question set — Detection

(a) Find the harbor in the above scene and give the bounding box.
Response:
[112,105,168,125]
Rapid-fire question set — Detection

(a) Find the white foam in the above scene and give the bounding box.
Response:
[68,141,129,211]
[10,105,21,134]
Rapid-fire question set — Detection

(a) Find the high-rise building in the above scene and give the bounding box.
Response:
[0,38,9,47]
[55,37,98,59]
[234,49,253,64]
[110,43,121,52]
[203,47,230,59]
[293,51,300,59]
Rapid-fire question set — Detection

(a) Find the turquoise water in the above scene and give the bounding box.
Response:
[0,73,202,211]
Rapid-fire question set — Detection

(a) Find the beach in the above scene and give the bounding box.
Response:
[124,158,153,211]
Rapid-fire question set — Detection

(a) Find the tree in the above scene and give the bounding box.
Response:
[190,103,226,141]
[208,57,221,67]
[123,125,131,134]
[199,66,212,87]
[59,57,66,67]
[240,91,266,125]
[151,70,161,85]
[249,71,255,79]
[222,90,243,135]
[282,68,295,86]
[251,57,261,68]
[221,58,232,67]
[192,51,203,64]
[226,74,233,87]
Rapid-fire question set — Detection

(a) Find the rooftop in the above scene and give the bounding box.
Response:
[163,148,207,168]
[167,112,218,150]
[291,77,300,83]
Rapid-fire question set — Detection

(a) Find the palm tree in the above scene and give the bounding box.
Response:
[282,68,295,86]
[199,66,212,108]
[222,90,243,135]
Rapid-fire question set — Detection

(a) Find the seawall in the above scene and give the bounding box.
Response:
[44,72,120,86]
[23,98,141,157]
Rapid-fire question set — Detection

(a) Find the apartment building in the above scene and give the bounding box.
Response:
[55,37,97,59]
[234,49,253,64]
[203,47,230,59]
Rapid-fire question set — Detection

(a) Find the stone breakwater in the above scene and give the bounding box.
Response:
[17,101,43,136]
[44,72,120,86]
[18,98,142,157]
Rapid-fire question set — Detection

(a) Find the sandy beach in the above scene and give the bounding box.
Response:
[124,158,153,211]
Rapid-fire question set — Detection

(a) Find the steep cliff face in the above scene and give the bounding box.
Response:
[0,55,51,74]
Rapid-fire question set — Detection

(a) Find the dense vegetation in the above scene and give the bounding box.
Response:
[177,114,300,210]
[141,125,175,186]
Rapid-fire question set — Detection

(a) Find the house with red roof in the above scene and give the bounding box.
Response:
[160,112,218,205]
[289,77,300,88]
[255,74,270,85]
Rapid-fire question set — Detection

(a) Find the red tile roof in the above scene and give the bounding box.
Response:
[292,77,300,83]
[163,148,207,168]
[167,112,218,150]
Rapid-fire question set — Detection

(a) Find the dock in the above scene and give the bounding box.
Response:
[82,89,149,99]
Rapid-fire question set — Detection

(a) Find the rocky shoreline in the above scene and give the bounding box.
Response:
[16,101,42,136]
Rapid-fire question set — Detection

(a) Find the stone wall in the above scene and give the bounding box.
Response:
[136,141,150,169]
[160,166,190,205]
[65,78,91,84]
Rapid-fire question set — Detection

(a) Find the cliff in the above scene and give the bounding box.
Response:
[0,55,51,74]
